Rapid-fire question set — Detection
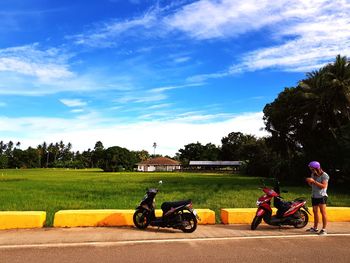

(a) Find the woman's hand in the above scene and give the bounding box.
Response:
[306,177,315,184]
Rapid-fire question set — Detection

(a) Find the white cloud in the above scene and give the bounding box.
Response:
[146,103,172,110]
[69,10,158,48]
[60,99,87,107]
[0,44,139,96]
[71,109,84,113]
[0,112,268,156]
[169,0,350,75]
[174,56,191,63]
[0,44,74,82]
[113,82,204,106]
[165,0,287,40]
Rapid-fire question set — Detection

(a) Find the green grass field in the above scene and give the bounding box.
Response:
[0,169,349,226]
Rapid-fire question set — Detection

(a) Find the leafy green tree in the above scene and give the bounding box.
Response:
[263,55,350,183]
[100,146,137,172]
[92,141,104,168]
[133,150,150,162]
[178,142,220,165]
[220,132,257,160]
[0,155,8,168]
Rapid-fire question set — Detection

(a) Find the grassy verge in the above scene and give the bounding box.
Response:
[0,169,349,225]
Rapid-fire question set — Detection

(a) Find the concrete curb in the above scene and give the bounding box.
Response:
[221,207,350,224]
[308,207,350,222]
[53,209,215,227]
[0,211,46,230]
[1,207,348,229]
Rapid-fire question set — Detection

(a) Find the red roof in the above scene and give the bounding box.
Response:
[138,157,180,166]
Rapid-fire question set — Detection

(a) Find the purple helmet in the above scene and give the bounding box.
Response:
[309,161,320,169]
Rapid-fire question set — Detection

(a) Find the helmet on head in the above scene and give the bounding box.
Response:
[309,161,320,169]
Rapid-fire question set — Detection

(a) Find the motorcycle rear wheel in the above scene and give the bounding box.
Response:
[180,213,197,233]
[133,209,150,229]
[294,210,308,228]
[251,216,262,230]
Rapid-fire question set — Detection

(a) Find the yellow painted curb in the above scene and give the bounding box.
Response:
[0,211,46,230]
[53,210,135,227]
[195,209,216,224]
[221,207,350,224]
[54,209,215,227]
[308,207,350,222]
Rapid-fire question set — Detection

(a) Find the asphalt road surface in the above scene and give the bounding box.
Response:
[1,223,349,263]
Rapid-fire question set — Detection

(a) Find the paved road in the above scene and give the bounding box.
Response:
[1,223,349,263]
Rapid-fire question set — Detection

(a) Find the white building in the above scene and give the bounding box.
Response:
[137,157,181,172]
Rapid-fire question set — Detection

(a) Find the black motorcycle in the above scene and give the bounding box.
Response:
[133,181,200,233]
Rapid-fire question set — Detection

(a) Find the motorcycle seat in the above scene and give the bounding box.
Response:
[161,199,192,212]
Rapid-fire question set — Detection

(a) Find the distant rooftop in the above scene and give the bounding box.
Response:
[189,161,242,166]
[138,157,180,166]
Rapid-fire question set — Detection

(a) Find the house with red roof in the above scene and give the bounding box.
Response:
[137,157,181,172]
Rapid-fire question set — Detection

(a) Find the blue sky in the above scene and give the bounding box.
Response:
[0,0,349,156]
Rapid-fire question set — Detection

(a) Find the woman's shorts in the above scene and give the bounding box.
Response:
[312,196,328,206]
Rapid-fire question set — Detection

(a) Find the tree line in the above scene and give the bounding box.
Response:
[1,55,349,184]
[0,140,151,172]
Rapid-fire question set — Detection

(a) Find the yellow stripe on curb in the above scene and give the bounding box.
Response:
[221,207,350,224]
[308,207,350,222]
[0,211,46,230]
[195,209,216,224]
[54,209,215,227]
[53,210,135,227]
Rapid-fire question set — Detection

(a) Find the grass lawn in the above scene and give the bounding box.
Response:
[0,169,349,226]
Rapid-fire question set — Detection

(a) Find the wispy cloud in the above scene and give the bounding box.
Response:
[0,43,74,82]
[173,56,191,64]
[68,9,158,48]
[70,109,84,113]
[169,0,350,78]
[165,0,286,40]
[0,44,142,96]
[60,99,87,107]
[114,82,204,105]
[146,103,172,110]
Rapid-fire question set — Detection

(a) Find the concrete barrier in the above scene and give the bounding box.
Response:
[221,207,350,224]
[54,209,215,227]
[308,207,350,222]
[53,210,135,227]
[0,211,46,230]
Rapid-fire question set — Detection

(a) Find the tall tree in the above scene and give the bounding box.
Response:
[264,55,350,182]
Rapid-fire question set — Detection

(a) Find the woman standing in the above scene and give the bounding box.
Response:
[306,161,330,235]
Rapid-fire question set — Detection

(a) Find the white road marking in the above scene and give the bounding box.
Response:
[1,233,349,249]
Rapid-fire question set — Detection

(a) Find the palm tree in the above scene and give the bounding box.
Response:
[153,142,157,156]
[299,55,350,138]
[15,141,21,149]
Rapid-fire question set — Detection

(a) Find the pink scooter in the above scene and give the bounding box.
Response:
[251,180,310,230]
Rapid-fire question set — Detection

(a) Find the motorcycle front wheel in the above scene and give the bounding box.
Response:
[251,216,262,230]
[294,210,308,228]
[133,209,150,229]
[180,213,197,233]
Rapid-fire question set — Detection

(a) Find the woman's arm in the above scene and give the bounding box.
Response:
[313,180,328,189]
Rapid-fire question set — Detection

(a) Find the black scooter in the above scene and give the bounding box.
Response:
[133,181,200,233]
